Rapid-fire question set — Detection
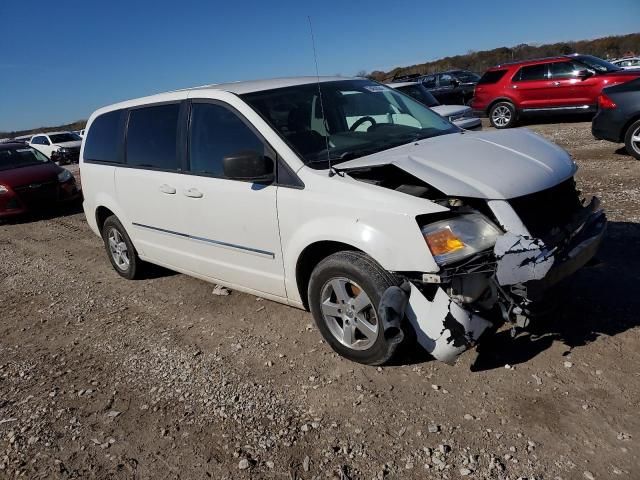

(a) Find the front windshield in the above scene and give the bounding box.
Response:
[49,133,80,143]
[574,55,622,73]
[0,147,49,171]
[241,80,458,167]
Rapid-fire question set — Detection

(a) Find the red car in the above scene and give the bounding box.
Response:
[0,143,81,219]
[472,54,640,128]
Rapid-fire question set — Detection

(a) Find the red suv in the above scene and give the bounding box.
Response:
[472,54,640,128]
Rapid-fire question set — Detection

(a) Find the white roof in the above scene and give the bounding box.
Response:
[183,76,351,95]
[91,76,358,120]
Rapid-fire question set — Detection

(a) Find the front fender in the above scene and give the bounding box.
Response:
[282,213,440,305]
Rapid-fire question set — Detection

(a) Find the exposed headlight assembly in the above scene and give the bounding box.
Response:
[57,169,72,183]
[421,213,501,266]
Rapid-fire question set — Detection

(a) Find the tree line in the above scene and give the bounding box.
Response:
[367,32,640,82]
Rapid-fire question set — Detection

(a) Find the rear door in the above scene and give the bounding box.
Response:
[179,99,285,297]
[114,98,195,269]
[512,63,552,109]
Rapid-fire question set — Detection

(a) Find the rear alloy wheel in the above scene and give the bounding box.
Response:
[624,119,640,160]
[489,102,516,129]
[102,215,143,279]
[308,251,404,365]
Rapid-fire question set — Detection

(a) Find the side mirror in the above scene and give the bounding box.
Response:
[223,150,274,183]
[451,79,461,87]
[576,69,593,79]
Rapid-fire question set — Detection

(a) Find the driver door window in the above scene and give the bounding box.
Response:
[549,61,583,79]
[189,102,265,178]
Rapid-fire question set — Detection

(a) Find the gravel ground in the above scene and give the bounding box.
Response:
[1,120,639,479]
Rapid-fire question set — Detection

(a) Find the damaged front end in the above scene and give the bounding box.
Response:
[383,181,606,365]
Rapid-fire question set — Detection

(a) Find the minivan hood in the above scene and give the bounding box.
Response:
[336,129,576,200]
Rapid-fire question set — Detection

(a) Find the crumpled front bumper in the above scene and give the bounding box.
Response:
[494,199,606,291]
[402,200,606,365]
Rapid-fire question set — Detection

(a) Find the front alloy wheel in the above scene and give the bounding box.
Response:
[308,251,405,365]
[320,277,378,351]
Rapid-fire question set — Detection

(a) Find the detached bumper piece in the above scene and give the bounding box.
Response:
[404,284,493,364]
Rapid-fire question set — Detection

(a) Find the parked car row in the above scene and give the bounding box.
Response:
[0,142,81,219]
[472,54,640,129]
[394,55,640,147]
[0,131,84,165]
[388,81,482,130]
[393,70,480,105]
[611,56,640,70]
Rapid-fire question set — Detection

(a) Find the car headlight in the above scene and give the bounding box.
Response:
[57,169,72,183]
[421,213,501,266]
[0,184,9,195]
[58,147,69,154]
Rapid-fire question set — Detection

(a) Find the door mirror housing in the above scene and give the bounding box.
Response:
[223,150,274,182]
[576,69,593,79]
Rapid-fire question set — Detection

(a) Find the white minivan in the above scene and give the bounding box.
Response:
[81,77,606,365]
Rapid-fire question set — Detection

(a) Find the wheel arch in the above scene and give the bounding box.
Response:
[487,97,517,115]
[295,240,362,310]
[95,206,115,234]
[622,114,640,143]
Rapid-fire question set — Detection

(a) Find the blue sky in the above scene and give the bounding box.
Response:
[1,0,638,131]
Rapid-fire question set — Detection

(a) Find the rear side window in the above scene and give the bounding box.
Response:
[477,70,508,85]
[126,104,180,170]
[189,102,264,177]
[84,110,123,162]
[516,64,549,81]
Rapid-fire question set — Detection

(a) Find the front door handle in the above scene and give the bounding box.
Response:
[184,188,203,198]
[159,184,176,194]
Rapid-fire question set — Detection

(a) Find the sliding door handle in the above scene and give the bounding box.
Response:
[184,188,203,198]
[159,184,176,194]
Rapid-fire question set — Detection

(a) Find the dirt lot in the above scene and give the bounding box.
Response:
[1,120,639,479]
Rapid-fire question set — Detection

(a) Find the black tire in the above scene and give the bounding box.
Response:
[308,251,403,365]
[101,215,143,279]
[489,101,517,129]
[624,119,640,160]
